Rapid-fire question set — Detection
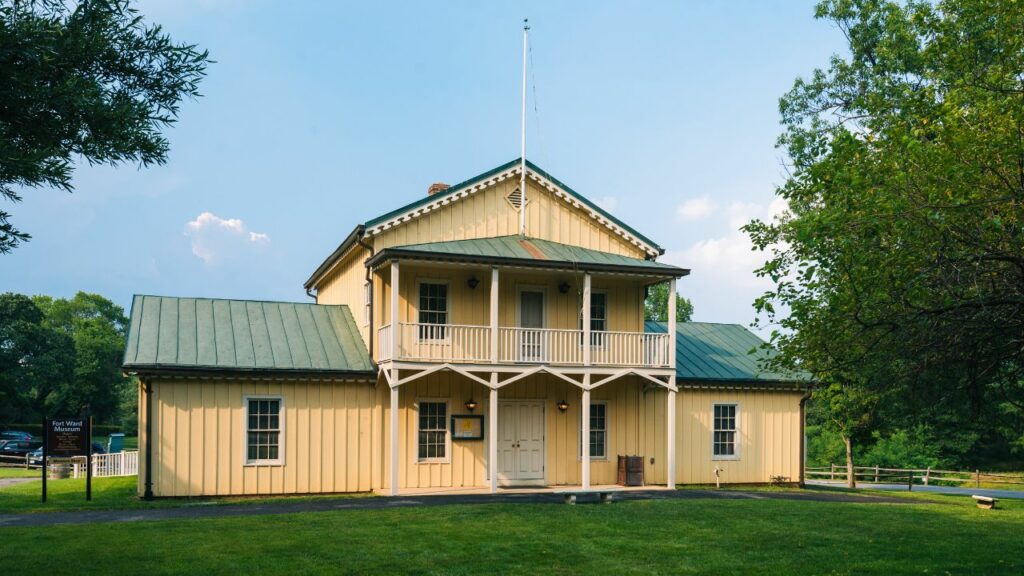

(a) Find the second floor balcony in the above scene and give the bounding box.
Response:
[377,322,672,368]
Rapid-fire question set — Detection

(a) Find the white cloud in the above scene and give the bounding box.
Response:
[595,196,619,212]
[184,212,270,265]
[666,199,791,332]
[675,196,716,221]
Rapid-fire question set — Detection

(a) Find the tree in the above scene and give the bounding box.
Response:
[745,0,1024,467]
[34,292,130,423]
[644,282,694,323]
[0,293,75,422]
[0,0,209,253]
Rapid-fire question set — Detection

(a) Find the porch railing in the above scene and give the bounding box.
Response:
[378,323,671,368]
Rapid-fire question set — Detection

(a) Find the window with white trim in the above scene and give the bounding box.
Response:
[579,402,608,459]
[363,280,372,327]
[417,401,448,460]
[579,291,608,346]
[246,397,282,464]
[713,404,738,458]
[417,282,449,340]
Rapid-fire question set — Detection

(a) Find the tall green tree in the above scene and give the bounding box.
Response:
[34,292,130,423]
[745,0,1024,467]
[0,293,75,422]
[644,282,694,323]
[0,0,209,252]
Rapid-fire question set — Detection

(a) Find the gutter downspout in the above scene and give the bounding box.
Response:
[357,233,375,363]
[143,378,154,500]
[798,387,813,488]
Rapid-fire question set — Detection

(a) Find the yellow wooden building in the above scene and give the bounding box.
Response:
[123,159,808,498]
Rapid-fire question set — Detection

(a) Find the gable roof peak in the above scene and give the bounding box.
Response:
[362,158,664,257]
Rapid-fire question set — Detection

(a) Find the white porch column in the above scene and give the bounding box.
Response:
[667,385,677,489]
[389,385,399,496]
[391,260,400,360]
[667,277,678,489]
[490,267,499,363]
[489,377,498,494]
[581,381,591,489]
[583,273,592,366]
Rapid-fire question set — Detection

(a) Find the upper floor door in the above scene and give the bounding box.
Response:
[518,288,545,362]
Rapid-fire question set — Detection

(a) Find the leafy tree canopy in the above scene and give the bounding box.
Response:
[644,282,694,323]
[0,292,130,424]
[0,0,209,252]
[745,0,1024,466]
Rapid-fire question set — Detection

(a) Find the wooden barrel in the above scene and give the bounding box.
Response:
[48,461,71,479]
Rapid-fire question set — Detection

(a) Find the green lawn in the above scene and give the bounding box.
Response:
[0,485,1021,574]
[93,435,139,451]
[0,467,40,479]
[0,475,369,514]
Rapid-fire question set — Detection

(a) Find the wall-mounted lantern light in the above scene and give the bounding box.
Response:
[465,399,478,412]
[558,282,570,294]
[467,276,480,290]
[557,400,569,412]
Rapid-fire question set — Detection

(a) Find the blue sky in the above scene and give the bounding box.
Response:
[2,1,843,331]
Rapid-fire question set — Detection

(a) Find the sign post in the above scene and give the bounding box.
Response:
[41,417,47,503]
[42,418,92,503]
[86,417,92,501]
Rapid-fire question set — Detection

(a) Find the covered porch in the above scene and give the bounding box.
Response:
[378,364,678,495]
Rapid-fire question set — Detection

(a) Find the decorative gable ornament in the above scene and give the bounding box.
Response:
[505,187,529,211]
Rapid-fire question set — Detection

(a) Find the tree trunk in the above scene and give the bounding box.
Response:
[844,435,856,489]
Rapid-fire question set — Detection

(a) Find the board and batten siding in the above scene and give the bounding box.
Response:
[372,179,648,259]
[139,378,380,497]
[382,373,669,491]
[315,245,371,346]
[677,388,804,484]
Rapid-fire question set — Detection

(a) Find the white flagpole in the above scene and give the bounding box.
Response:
[519,19,529,237]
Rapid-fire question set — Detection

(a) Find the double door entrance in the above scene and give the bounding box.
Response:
[497,400,545,485]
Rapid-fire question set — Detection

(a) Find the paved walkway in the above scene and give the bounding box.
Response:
[0,477,38,489]
[0,487,914,528]
[808,479,1024,499]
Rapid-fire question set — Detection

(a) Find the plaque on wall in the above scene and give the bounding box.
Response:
[451,415,484,440]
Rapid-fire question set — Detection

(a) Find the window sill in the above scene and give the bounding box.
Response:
[416,458,450,465]
[711,455,740,461]
[244,461,284,467]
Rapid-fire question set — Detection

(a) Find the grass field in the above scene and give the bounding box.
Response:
[0,492,1021,575]
[0,476,369,514]
[0,467,40,479]
[0,480,1021,575]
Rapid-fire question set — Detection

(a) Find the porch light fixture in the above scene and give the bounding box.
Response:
[467,276,480,290]
[558,281,570,294]
[465,399,478,412]
[557,400,569,412]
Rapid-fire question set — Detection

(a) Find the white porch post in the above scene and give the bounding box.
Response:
[391,260,400,360]
[667,277,677,489]
[389,385,399,496]
[582,273,592,366]
[489,377,498,494]
[490,267,499,363]
[581,382,591,489]
[667,386,676,489]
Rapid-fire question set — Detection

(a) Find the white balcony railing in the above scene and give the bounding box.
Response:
[378,323,671,368]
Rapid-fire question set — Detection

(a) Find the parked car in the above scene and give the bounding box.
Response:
[0,440,43,458]
[26,443,106,467]
[0,430,33,442]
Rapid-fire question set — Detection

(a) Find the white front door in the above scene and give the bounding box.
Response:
[497,400,545,485]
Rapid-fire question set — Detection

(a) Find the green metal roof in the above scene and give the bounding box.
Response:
[123,295,374,374]
[363,158,664,254]
[645,321,808,385]
[369,236,687,276]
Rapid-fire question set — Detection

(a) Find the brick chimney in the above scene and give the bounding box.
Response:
[427,182,450,196]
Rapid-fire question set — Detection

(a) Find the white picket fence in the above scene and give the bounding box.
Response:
[70,450,139,479]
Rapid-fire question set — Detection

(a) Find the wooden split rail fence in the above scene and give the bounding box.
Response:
[805,465,1024,490]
